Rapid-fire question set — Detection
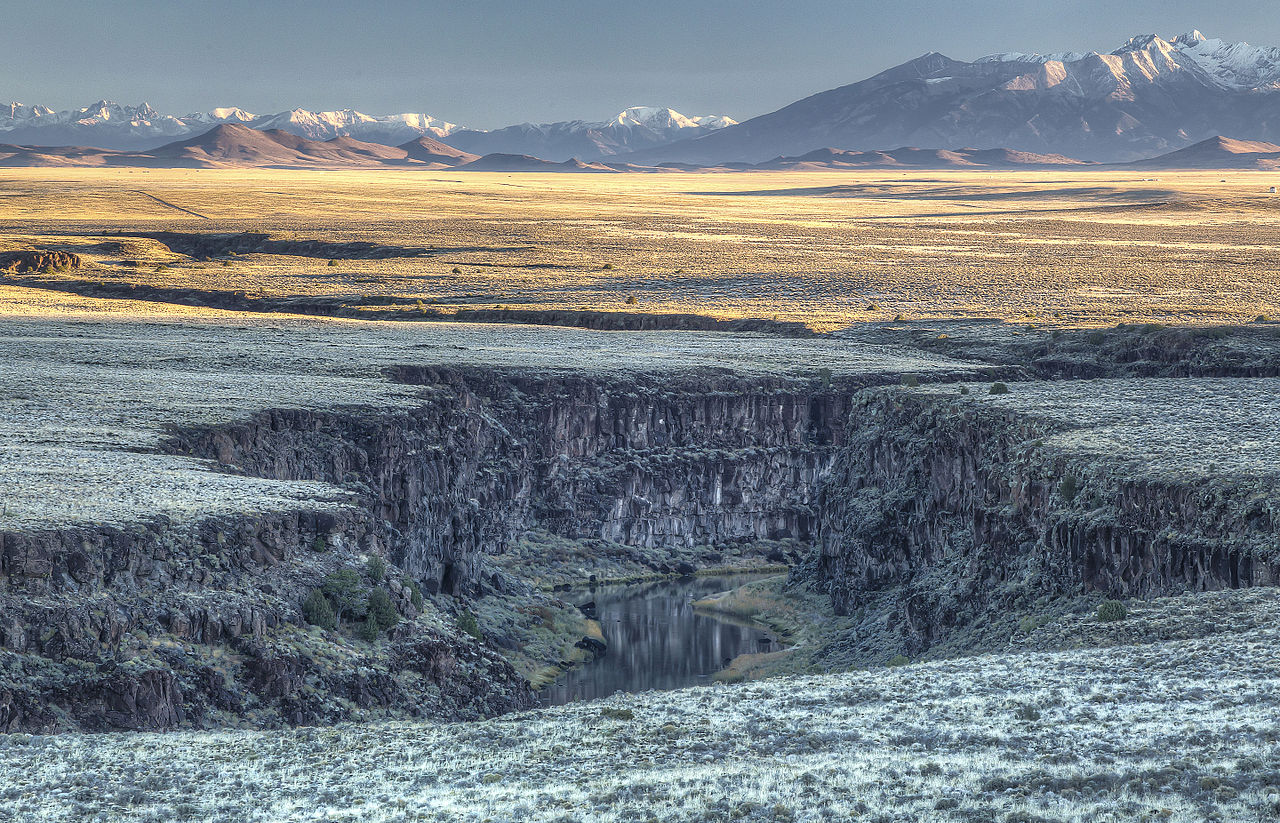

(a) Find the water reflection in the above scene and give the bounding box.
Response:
[539,573,784,706]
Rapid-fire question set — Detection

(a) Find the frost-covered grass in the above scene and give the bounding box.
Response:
[0,293,973,530]
[2,616,1278,822]
[921,376,1280,480]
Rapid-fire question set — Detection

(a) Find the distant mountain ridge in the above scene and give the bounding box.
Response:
[0,100,735,156]
[0,124,622,171]
[439,106,739,161]
[623,29,1280,164]
[5,122,1277,172]
[1129,135,1280,169]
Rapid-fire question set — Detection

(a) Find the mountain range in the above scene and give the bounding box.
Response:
[7,30,1280,165]
[0,124,626,171]
[7,122,1273,172]
[0,101,734,157]
[622,30,1280,164]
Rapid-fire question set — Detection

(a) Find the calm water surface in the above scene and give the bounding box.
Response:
[539,573,784,705]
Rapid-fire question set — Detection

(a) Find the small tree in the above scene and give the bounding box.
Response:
[366,555,387,583]
[301,588,336,630]
[322,569,365,625]
[367,588,399,631]
[356,614,381,643]
[457,609,482,640]
[404,578,424,610]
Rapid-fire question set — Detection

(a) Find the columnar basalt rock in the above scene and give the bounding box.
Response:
[7,365,1279,731]
[811,389,1280,655]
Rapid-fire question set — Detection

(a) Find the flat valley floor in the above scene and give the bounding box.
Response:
[3,167,1280,329]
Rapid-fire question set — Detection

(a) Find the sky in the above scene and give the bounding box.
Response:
[5,1,1278,129]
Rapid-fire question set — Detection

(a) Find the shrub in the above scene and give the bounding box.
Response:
[322,569,365,624]
[404,578,424,610]
[624,294,638,305]
[367,588,399,631]
[327,259,338,267]
[901,375,919,388]
[356,615,381,643]
[602,263,614,270]
[866,302,880,311]
[301,589,337,630]
[1059,475,1080,502]
[451,267,462,274]
[365,555,387,583]
[959,386,970,395]
[599,707,635,721]
[1097,600,1127,622]
[1086,330,1106,344]
[457,609,482,639]
[990,382,1010,395]
[886,654,910,667]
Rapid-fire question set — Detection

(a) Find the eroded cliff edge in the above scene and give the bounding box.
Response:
[1,367,872,731]
[4,325,1279,732]
[804,379,1280,666]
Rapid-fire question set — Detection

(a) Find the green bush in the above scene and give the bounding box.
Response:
[327,259,339,267]
[901,375,919,388]
[624,294,638,305]
[1059,475,1080,502]
[367,588,399,631]
[301,589,336,630]
[989,382,1010,395]
[886,654,910,667]
[1097,600,1127,622]
[365,555,387,583]
[322,569,365,624]
[599,707,635,721]
[457,609,482,640]
[356,615,381,642]
[404,578,424,610]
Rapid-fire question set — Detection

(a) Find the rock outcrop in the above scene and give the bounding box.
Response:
[809,388,1280,659]
[1,368,857,732]
[0,249,79,273]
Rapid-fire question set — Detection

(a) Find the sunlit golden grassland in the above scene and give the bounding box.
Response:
[3,167,1280,330]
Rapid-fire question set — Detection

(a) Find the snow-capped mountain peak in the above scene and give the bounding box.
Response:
[977,31,1280,92]
[609,106,737,132]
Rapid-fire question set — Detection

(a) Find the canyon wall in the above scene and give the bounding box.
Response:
[811,389,1279,656]
[1,368,853,731]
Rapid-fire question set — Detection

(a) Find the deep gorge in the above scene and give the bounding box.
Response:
[2,367,1276,732]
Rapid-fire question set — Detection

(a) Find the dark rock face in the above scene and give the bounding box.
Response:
[173,369,853,596]
[0,249,79,273]
[1,368,855,732]
[8,362,1278,731]
[810,390,1280,656]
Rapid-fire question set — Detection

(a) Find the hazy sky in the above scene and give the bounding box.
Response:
[5,1,1277,128]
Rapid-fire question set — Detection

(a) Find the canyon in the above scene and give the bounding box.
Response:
[3,288,1278,732]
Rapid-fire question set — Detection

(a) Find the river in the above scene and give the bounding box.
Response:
[539,572,784,705]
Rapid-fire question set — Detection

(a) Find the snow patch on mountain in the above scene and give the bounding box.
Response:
[978,30,1280,92]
